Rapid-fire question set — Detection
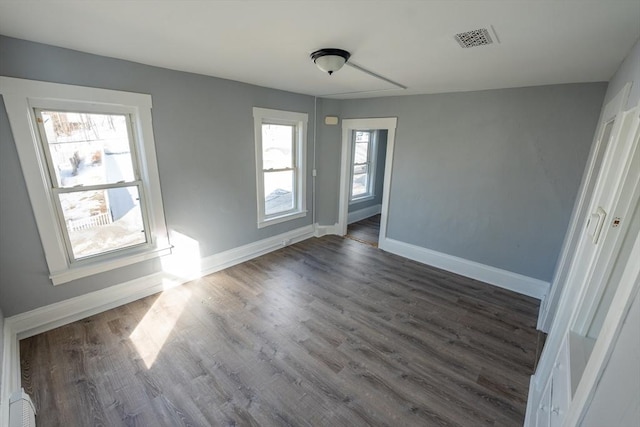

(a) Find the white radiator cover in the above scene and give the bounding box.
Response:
[8,389,35,427]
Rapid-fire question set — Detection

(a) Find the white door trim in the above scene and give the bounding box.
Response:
[0,224,316,426]
[339,118,398,244]
[572,106,640,334]
[538,83,632,332]
[526,99,640,425]
[568,182,640,427]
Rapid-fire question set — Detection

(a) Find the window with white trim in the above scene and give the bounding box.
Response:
[350,130,377,202]
[253,107,307,228]
[1,77,170,285]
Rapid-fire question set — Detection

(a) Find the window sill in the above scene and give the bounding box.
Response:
[349,195,375,205]
[258,210,308,229]
[49,245,172,286]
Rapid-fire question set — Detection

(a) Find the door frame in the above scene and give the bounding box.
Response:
[571,105,640,334]
[338,118,397,243]
[566,103,640,425]
[526,98,640,426]
[539,83,632,331]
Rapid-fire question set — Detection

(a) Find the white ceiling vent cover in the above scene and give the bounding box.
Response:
[455,28,494,48]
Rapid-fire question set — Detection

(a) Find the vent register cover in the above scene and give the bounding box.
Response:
[455,28,494,48]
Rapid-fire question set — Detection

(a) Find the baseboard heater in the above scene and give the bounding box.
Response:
[9,389,36,427]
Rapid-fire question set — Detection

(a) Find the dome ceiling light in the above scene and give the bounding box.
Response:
[310,47,407,92]
[310,48,351,75]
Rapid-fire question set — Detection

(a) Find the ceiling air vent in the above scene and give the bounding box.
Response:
[455,28,493,48]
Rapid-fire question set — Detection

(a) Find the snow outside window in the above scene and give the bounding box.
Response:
[253,107,307,228]
[0,77,170,285]
[35,110,149,261]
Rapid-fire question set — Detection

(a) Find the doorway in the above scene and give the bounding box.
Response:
[338,118,397,247]
[345,129,387,246]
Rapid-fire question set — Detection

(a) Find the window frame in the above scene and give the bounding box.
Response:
[34,108,152,262]
[349,130,377,203]
[253,107,308,228]
[1,77,170,285]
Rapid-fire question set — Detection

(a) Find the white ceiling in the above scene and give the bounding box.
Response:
[0,1,638,99]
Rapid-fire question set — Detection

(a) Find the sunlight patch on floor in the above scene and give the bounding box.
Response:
[129,287,191,369]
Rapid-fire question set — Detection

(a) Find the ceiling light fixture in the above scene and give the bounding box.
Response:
[310,48,351,75]
[310,47,407,92]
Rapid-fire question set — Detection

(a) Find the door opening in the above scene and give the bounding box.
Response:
[338,118,397,247]
[345,129,387,246]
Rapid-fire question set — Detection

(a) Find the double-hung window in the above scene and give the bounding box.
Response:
[34,110,148,260]
[253,107,307,228]
[1,77,169,285]
[350,130,377,202]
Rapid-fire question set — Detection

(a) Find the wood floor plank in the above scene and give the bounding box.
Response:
[20,235,540,426]
[347,215,381,246]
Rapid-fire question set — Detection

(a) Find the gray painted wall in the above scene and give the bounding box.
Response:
[0,36,316,316]
[314,99,343,225]
[0,34,610,317]
[327,84,606,281]
[349,130,387,213]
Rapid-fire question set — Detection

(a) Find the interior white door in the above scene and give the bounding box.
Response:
[564,119,640,425]
[529,102,639,427]
[571,106,640,334]
[539,83,632,331]
[526,87,638,427]
[558,103,638,331]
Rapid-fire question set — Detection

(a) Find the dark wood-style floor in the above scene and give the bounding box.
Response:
[20,235,540,426]
[347,214,381,246]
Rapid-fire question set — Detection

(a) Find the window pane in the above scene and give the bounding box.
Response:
[354,142,369,164]
[352,173,369,197]
[355,131,370,143]
[264,170,294,216]
[40,111,135,188]
[262,124,293,170]
[354,164,368,175]
[59,186,146,259]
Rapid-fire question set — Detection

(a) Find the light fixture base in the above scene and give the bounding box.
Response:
[311,48,351,75]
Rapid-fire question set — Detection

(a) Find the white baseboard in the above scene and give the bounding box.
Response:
[6,272,168,341]
[0,224,316,425]
[314,223,341,237]
[347,204,382,224]
[3,273,169,426]
[8,224,316,340]
[523,374,538,427]
[379,237,550,299]
[0,225,548,424]
[200,225,315,275]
